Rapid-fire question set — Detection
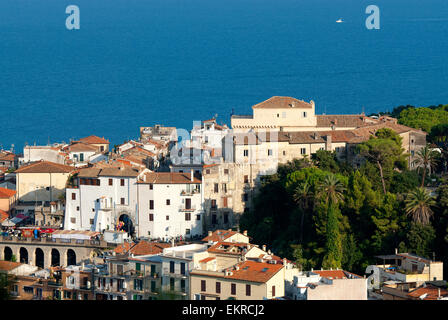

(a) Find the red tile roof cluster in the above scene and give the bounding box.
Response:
[199,257,216,263]
[225,260,284,283]
[207,241,253,255]
[15,161,75,173]
[0,209,9,223]
[313,270,362,279]
[78,135,110,144]
[252,96,313,109]
[202,229,241,242]
[0,187,16,199]
[407,285,448,300]
[114,241,171,256]
[0,260,22,271]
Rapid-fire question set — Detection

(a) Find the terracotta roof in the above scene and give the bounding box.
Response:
[15,161,75,173]
[0,187,16,198]
[0,152,15,162]
[202,230,241,242]
[122,146,156,157]
[226,260,284,283]
[114,241,170,256]
[77,166,140,178]
[352,122,427,138]
[139,172,201,184]
[78,135,110,144]
[207,241,254,255]
[252,96,313,109]
[407,285,448,300]
[316,114,378,128]
[313,270,362,279]
[199,257,216,263]
[64,142,99,153]
[0,209,9,223]
[0,260,22,271]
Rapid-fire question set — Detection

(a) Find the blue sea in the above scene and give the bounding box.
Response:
[1,0,448,151]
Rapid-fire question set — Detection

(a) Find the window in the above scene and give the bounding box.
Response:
[181,279,186,292]
[151,281,156,292]
[211,199,217,209]
[166,215,169,221]
[76,206,79,211]
[169,261,175,273]
[109,179,113,186]
[246,284,251,296]
[120,198,125,205]
[206,169,210,174]
[150,200,154,210]
[231,283,236,295]
[90,219,94,225]
[92,208,95,212]
[186,228,190,235]
[303,111,307,118]
[283,150,286,156]
[72,193,76,200]
[268,149,273,156]
[23,286,34,294]
[224,213,229,224]
[196,214,201,221]
[185,213,191,221]
[214,183,219,193]
[277,113,279,118]
[272,285,276,296]
[216,282,221,294]
[120,179,125,186]
[166,199,170,205]
[222,184,227,193]
[223,197,228,208]
[170,278,175,291]
[212,214,217,225]
[201,280,206,292]
[149,214,153,221]
[185,198,191,209]
[180,262,186,275]
[300,148,306,155]
[224,169,229,174]
[244,175,249,183]
[70,217,76,224]
[149,183,153,190]
[243,193,249,202]
[243,150,249,157]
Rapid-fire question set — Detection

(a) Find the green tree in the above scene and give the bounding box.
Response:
[317,174,345,269]
[0,274,10,300]
[293,181,313,243]
[405,222,436,257]
[413,144,439,187]
[404,188,436,225]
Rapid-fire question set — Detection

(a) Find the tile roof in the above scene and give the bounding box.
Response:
[77,166,140,178]
[199,257,216,263]
[226,260,284,283]
[0,152,15,162]
[316,115,377,128]
[252,96,313,109]
[78,135,110,144]
[15,161,75,173]
[114,241,171,256]
[139,172,201,184]
[63,142,99,153]
[207,241,254,255]
[0,260,22,271]
[0,187,16,198]
[0,209,9,223]
[202,229,240,242]
[407,285,448,300]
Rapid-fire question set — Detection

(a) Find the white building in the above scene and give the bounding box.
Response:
[136,171,204,240]
[64,166,141,234]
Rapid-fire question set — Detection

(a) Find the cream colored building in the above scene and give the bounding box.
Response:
[15,161,75,203]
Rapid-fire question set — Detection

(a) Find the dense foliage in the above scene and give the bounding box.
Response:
[240,128,448,275]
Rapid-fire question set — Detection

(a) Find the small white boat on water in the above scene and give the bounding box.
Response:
[336,18,344,23]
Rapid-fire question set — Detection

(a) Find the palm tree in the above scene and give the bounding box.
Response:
[413,144,439,187]
[317,174,346,205]
[404,188,436,225]
[293,181,313,242]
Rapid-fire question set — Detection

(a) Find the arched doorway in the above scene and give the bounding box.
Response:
[4,247,13,261]
[67,249,76,266]
[51,249,60,266]
[118,214,135,237]
[19,247,28,264]
[35,248,44,269]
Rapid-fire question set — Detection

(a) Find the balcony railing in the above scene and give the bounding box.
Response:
[180,190,200,196]
[178,205,196,212]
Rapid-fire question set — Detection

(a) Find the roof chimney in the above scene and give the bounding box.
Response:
[262,245,266,252]
[190,168,194,182]
[395,248,398,255]
[243,230,248,236]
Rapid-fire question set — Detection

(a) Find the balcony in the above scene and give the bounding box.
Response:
[180,189,200,196]
[178,205,196,212]
[48,280,63,287]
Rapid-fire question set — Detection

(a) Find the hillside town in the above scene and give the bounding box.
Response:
[0,96,447,300]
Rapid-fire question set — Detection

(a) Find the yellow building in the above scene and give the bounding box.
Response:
[15,161,75,202]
